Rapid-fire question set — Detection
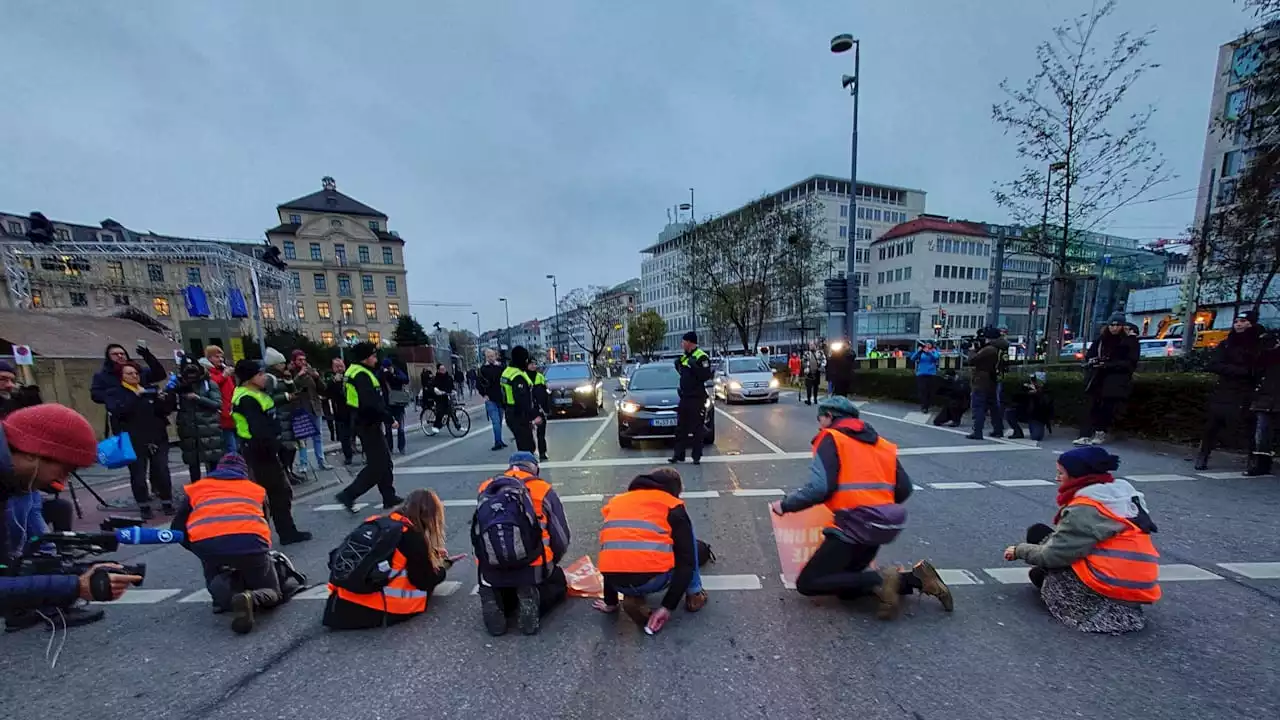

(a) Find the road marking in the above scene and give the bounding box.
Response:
[733,488,785,497]
[1199,471,1247,480]
[179,590,212,603]
[314,502,368,512]
[929,482,986,490]
[902,411,932,424]
[937,569,982,586]
[913,484,927,491]
[992,479,1054,487]
[982,568,1034,584]
[295,585,332,600]
[1157,564,1222,581]
[857,408,1022,447]
[681,490,720,499]
[1217,562,1280,579]
[105,482,132,492]
[572,412,616,462]
[1127,474,1195,483]
[559,493,606,503]
[552,416,613,424]
[442,499,478,507]
[101,589,183,605]
[433,581,464,596]
[699,574,762,591]
[396,413,491,465]
[715,408,786,455]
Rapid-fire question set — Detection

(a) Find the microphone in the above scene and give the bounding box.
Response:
[114,527,185,545]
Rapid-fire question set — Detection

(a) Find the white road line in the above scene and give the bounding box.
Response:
[395,411,491,465]
[733,488,785,497]
[295,585,332,600]
[859,409,1024,447]
[433,581,464,596]
[314,502,368,512]
[104,482,132,493]
[913,484,927,491]
[937,569,983,586]
[699,574,762,591]
[442,499,478,507]
[178,589,212,603]
[1199,471,1248,480]
[898,444,1032,456]
[572,412,616,462]
[715,408,786,455]
[469,584,480,596]
[902,411,932,424]
[100,589,182,605]
[681,490,720,499]
[1127,474,1195,483]
[929,482,986,490]
[1158,564,1222,581]
[552,416,613,424]
[1217,562,1280,579]
[559,493,606,503]
[992,479,1054,487]
[982,568,1034,584]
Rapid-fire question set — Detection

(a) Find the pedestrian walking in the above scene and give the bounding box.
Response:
[1073,314,1140,446]
[380,358,410,453]
[231,360,310,545]
[324,358,354,465]
[477,349,508,451]
[1195,310,1265,468]
[289,351,330,471]
[909,341,941,413]
[453,365,466,400]
[334,343,402,512]
[175,361,224,483]
[788,352,802,396]
[105,361,176,521]
[466,367,478,398]
[668,332,713,465]
[802,342,824,406]
[965,327,1008,440]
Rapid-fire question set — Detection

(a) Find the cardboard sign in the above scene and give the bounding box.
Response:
[229,337,246,363]
[563,555,604,599]
[11,345,33,366]
[771,505,834,587]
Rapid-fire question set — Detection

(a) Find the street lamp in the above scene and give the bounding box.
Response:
[499,297,511,351]
[546,274,560,362]
[831,33,861,355]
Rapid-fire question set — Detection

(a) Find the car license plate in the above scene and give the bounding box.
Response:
[554,398,572,405]
[651,417,678,427]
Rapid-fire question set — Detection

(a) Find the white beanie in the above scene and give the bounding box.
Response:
[264,347,287,367]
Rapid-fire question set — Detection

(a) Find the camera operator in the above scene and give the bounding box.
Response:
[1,404,142,628]
[965,327,1009,441]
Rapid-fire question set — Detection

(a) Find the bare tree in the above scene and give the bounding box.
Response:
[558,286,624,366]
[776,200,830,348]
[992,0,1169,357]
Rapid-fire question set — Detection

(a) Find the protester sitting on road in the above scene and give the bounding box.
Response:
[171,453,306,634]
[1,404,141,627]
[474,452,570,636]
[106,361,177,520]
[323,489,462,630]
[592,468,713,634]
[770,396,952,619]
[931,369,969,427]
[1004,372,1054,441]
[175,360,225,484]
[1002,446,1159,634]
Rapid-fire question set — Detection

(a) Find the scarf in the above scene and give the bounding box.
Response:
[121,381,142,393]
[1055,473,1115,522]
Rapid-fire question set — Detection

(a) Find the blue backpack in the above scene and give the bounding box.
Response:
[471,475,542,570]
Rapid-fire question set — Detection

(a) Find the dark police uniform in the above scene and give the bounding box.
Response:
[670,346,713,463]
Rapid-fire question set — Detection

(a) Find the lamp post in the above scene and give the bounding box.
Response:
[546,274,560,361]
[499,297,511,351]
[679,188,695,335]
[472,310,482,363]
[831,33,860,354]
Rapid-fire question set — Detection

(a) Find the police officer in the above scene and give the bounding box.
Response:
[528,357,550,461]
[668,331,713,465]
[231,360,310,544]
[500,346,540,453]
[334,343,402,512]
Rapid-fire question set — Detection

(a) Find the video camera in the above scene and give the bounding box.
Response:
[0,517,185,598]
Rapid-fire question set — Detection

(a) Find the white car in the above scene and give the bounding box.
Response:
[714,357,780,404]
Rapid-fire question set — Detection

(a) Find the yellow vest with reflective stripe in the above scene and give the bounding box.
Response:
[231,386,274,440]
[344,363,380,408]
[680,347,709,367]
[500,366,530,405]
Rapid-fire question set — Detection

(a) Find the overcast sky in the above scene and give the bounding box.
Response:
[0,0,1257,333]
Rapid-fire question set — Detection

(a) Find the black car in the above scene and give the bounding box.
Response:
[614,363,715,448]
[542,362,604,416]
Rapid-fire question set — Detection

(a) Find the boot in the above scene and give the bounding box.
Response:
[1245,452,1274,477]
[516,585,541,636]
[874,568,902,620]
[477,586,507,636]
[912,560,954,612]
[230,591,255,635]
[1194,441,1211,471]
[685,589,709,613]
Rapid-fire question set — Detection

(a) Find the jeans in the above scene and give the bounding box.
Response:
[485,400,504,446]
[1003,409,1045,441]
[296,410,326,468]
[385,407,406,452]
[613,527,706,597]
[970,388,1004,436]
[221,430,237,457]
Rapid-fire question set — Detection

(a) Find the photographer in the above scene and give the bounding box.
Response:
[1,404,141,626]
[965,327,1009,441]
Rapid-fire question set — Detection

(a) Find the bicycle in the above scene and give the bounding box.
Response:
[419,392,472,438]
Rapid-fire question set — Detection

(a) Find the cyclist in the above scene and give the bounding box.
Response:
[424,364,455,437]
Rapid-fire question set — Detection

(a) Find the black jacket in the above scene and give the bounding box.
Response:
[826,349,856,396]
[1083,330,1139,400]
[531,370,550,415]
[0,482,81,612]
[105,385,175,448]
[1211,325,1265,411]
[675,347,713,400]
[321,530,448,630]
[90,346,165,411]
[1250,332,1280,413]
[323,374,349,421]
[478,362,505,406]
[601,474,699,611]
[234,388,279,446]
[1009,381,1054,427]
[349,366,391,426]
[432,372,455,395]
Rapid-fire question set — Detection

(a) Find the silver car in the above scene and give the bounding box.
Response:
[714,356,780,404]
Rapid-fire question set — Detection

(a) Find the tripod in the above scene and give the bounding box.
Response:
[62,470,112,520]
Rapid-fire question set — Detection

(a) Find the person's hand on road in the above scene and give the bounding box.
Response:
[769,500,784,516]
[646,606,671,633]
[77,564,142,602]
[1003,545,1018,561]
[592,600,618,614]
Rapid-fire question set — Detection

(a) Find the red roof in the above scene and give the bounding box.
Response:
[875,217,989,243]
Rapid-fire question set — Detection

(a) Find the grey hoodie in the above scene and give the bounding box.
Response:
[1014,480,1152,569]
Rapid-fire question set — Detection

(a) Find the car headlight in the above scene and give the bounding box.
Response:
[574,384,594,394]
[619,401,640,414]
[768,378,780,388]
[728,380,742,390]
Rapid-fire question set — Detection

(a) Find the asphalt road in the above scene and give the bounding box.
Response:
[3,387,1278,720]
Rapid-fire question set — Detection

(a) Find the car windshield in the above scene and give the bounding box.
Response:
[727,358,768,373]
[628,366,680,391]
[544,364,590,380]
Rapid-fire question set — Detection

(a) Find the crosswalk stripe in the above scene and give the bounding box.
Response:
[98,589,182,605]
[733,488,784,497]
[559,494,606,503]
[179,589,212,603]
[929,482,986,490]
[295,585,331,600]
[442,499,478,507]
[991,479,1054,487]
[982,568,1034,584]
[1127,474,1195,483]
[314,503,368,512]
[937,569,982,585]
[433,581,464,596]
[699,574,762,590]
[1157,564,1222,581]
[681,490,720,499]
[1199,471,1249,480]
[1217,562,1280,579]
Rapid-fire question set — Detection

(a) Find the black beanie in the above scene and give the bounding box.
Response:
[510,345,529,369]
[682,331,698,344]
[234,359,264,383]
[349,342,377,362]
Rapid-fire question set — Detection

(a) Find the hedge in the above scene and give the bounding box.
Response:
[853,368,1222,447]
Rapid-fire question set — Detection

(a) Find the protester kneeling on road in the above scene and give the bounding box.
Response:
[1,404,142,629]
[770,396,952,619]
[324,489,462,630]
[592,468,713,634]
[474,452,570,636]
[1002,446,1160,634]
[170,453,306,635]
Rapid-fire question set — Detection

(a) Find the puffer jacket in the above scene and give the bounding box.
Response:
[175,375,224,466]
[1250,332,1280,413]
[265,372,296,444]
[1211,325,1265,412]
[1082,330,1139,400]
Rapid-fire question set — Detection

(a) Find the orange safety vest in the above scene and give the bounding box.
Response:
[812,428,899,528]
[598,489,684,574]
[328,512,429,615]
[184,478,271,544]
[1069,497,1162,604]
[478,469,553,567]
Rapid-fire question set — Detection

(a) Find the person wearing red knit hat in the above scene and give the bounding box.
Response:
[1,404,142,626]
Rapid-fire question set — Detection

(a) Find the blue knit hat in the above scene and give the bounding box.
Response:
[208,453,249,480]
[1058,446,1120,479]
[508,451,539,473]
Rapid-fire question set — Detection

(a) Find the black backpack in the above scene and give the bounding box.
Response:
[471,475,542,570]
[327,516,406,594]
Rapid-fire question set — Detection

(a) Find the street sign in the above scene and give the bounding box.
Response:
[12,345,33,366]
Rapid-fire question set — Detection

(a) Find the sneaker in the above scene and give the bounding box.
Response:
[5,603,105,633]
[684,589,709,613]
[477,586,507,636]
[620,595,651,627]
[1090,431,1108,445]
[279,531,312,545]
[1008,430,1025,439]
[667,456,684,464]
[1071,435,1093,446]
[230,591,255,634]
[425,427,439,436]
[516,585,541,635]
[1193,456,1209,471]
[875,568,902,620]
[912,559,954,612]
[539,453,549,462]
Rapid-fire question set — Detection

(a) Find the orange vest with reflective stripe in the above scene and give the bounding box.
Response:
[1069,497,1162,604]
[812,428,898,529]
[184,479,271,544]
[328,513,429,615]
[598,489,684,574]
[478,469,553,567]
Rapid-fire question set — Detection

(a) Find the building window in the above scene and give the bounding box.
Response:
[295,300,305,320]
[358,246,370,264]
[369,220,380,231]
[905,266,912,280]
[113,294,130,306]
[313,273,326,292]
[70,291,87,307]
[840,205,848,218]
[7,220,23,235]
[877,271,885,284]
[55,228,70,241]
[310,243,322,260]
[385,277,398,295]
[839,225,848,238]
[290,271,301,290]
[289,214,302,224]
[262,302,276,320]
[143,263,163,283]
[362,274,374,293]
[344,330,360,344]
[388,302,401,319]
[382,247,393,264]
[365,302,378,321]
[368,331,381,344]
[320,330,335,345]
[334,244,347,265]
[99,233,114,242]
[317,301,332,320]
[283,241,296,260]
[340,300,354,322]
[107,261,125,282]
[337,273,352,296]
[186,267,201,284]
[330,219,342,228]
[1223,150,1246,177]
[31,290,42,308]
[153,297,171,316]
